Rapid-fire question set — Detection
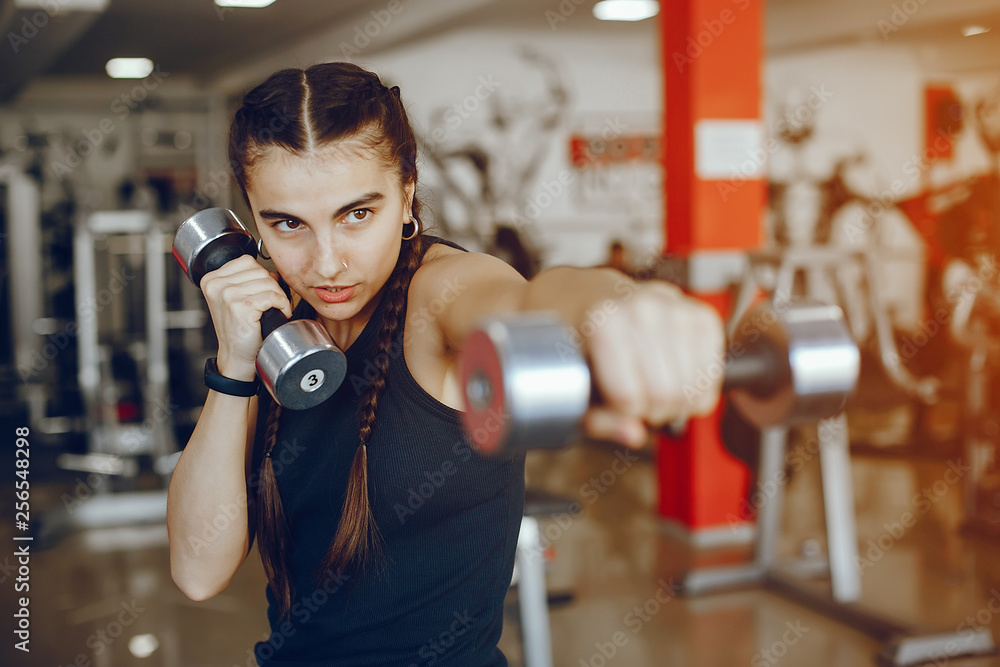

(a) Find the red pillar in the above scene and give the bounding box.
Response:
[658,0,765,536]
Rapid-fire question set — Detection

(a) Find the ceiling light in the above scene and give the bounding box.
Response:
[593,0,659,22]
[16,0,108,9]
[962,25,991,37]
[215,0,277,7]
[105,58,154,79]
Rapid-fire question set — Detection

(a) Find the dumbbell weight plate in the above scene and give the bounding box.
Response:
[728,301,859,427]
[460,313,590,454]
[257,321,347,410]
[173,208,256,288]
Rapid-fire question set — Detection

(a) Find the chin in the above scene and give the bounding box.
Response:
[312,299,351,317]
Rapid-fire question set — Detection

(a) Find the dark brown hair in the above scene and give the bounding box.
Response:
[230,62,427,619]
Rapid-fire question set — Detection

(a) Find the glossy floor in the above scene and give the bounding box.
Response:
[4,432,1000,667]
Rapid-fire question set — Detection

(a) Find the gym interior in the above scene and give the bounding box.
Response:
[3,0,1000,665]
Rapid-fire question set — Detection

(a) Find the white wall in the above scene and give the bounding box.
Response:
[355,26,664,270]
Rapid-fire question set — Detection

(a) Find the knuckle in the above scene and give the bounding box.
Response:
[605,380,642,415]
[699,396,720,416]
[232,255,256,270]
[680,383,708,411]
[218,284,238,304]
[690,402,713,419]
[647,381,678,414]
[699,303,723,328]
[201,275,221,297]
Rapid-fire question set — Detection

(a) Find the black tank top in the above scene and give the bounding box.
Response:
[248,239,526,666]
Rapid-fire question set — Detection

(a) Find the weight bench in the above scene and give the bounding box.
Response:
[512,487,580,667]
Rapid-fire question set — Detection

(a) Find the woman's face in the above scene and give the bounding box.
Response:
[246,142,413,327]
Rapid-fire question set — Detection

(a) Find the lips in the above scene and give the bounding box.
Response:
[315,285,356,304]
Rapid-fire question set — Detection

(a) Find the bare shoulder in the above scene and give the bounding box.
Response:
[410,241,525,309]
[402,241,528,409]
[417,240,465,270]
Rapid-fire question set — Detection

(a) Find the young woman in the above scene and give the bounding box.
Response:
[166,62,724,666]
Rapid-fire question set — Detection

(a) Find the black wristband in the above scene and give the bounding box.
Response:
[204,357,259,397]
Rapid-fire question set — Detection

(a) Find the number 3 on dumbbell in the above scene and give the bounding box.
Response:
[459,301,860,454]
[300,370,326,392]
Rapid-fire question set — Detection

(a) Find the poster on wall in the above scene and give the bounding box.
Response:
[566,115,661,217]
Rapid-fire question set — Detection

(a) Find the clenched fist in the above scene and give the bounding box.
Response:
[579,281,726,448]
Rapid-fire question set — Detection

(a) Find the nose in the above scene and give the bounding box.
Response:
[309,234,347,280]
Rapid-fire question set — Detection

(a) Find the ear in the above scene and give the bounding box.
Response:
[403,181,416,217]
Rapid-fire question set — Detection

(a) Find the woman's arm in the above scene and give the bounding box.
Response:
[166,255,293,601]
[167,387,258,601]
[410,250,726,447]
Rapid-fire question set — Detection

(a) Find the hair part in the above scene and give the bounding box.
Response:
[229,64,417,203]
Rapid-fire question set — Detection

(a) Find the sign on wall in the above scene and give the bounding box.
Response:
[567,119,662,215]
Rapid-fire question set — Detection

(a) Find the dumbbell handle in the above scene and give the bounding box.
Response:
[195,228,288,340]
[259,308,288,340]
[464,336,787,412]
[721,341,791,398]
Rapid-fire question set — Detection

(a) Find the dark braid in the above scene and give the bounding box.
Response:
[314,231,427,582]
[230,62,427,621]
[252,276,308,618]
[358,236,426,445]
[256,401,291,616]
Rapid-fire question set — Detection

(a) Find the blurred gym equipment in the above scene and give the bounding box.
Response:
[938,228,1000,536]
[694,250,995,666]
[33,209,184,543]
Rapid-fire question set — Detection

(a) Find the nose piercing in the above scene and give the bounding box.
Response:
[342,260,348,271]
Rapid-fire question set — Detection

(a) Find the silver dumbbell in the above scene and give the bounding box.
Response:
[173,208,346,410]
[460,300,860,454]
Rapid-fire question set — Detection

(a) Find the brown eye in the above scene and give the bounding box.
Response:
[348,209,371,224]
[274,219,301,231]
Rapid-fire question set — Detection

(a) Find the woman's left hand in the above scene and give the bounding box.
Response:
[580,280,727,448]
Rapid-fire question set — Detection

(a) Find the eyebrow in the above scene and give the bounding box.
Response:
[258,191,386,223]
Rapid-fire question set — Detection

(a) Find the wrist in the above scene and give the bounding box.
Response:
[216,354,257,382]
[204,357,259,397]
